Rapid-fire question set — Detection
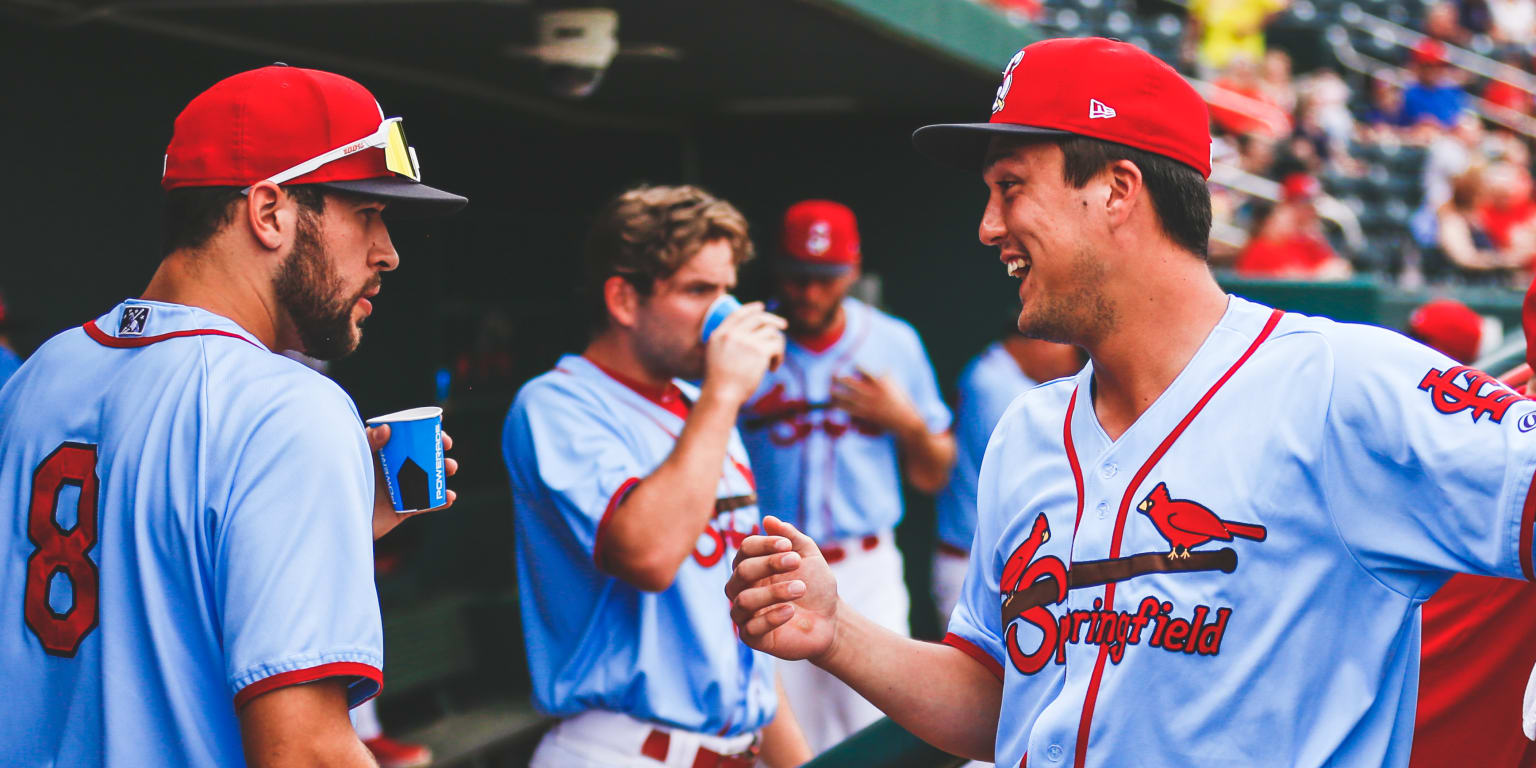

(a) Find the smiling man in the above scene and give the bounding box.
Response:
[0,65,464,767]
[728,37,1536,767]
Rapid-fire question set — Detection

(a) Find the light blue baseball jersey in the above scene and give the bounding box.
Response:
[943,296,1536,768]
[503,354,777,736]
[936,342,1040,552]
[740,297,951,542]
[0,344,21,388]
[0,300,382,767]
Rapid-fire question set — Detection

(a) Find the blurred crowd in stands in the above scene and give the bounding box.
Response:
[979,0,1536,287]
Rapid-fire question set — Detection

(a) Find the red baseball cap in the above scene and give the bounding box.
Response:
[1282,172,1321,202]
[780,200,861,276]
[162,64,466,217]
[1409,298,1482,364]
[912,37,1212,177]
[1412,38,1449,66]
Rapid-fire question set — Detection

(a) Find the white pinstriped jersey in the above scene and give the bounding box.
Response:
[944,296,1536,768]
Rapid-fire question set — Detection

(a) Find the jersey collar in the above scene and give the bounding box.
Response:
[84,300,268,351]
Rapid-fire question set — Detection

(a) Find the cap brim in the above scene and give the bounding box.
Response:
[315,176,467,219]
[911,122,1072,171]
[776,259,857,278]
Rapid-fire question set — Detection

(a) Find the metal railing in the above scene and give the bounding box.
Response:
[1210,162,1368,252]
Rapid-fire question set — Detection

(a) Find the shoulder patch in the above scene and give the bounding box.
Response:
[119,306,150,337]
[1418,365,1520,424]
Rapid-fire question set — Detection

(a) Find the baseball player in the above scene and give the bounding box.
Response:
[727,37,1536,767]
[0,65,464,766]
[933,332,1082,622]
[737,199,955,752]
[502,185,810,767]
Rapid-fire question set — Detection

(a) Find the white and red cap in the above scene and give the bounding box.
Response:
[780,200,861,276]
[912,37,1212,178]
[162,64,466,217]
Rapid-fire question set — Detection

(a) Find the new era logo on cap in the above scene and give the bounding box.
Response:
[1089,99,1117,119]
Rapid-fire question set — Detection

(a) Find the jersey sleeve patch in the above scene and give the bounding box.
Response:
[232,657,383,710]
[943,632,1005,681]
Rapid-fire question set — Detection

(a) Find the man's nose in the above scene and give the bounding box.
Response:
[978,193,1005,247]
[373,223,400,272]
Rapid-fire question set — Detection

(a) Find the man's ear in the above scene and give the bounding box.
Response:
[1103,158,1145,229]
[604,275,642,329]
[243,181,292,252]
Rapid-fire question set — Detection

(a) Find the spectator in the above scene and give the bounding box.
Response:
[1235,173,1355,279]
[1416,110,1484,247]
[1358,70,1406,139]
[1437,169,1522,278]
[1426,1,1473,44]
[1186,0,1290,75]
[1482,48,1534,114]
[1399,40,1470,130]
[1489,0,1536,44]
[1478,162,1536,268]
[1460,0,1495,34]
[1261,49,1298,114]
[1406,298,1483,363]
[1211,55,1291,138]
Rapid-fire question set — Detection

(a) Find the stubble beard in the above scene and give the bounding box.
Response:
[634,310,703,382]
[1016,245,1115,346]
[273,212,371,361]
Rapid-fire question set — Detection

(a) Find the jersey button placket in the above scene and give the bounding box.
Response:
[1100,462,1117,480]
[1046,744,1065,762]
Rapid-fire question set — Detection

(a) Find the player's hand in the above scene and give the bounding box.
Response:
[726,516,840,663]
[830,368,925,436]
[704,302,787,406]
[366,424,458,540]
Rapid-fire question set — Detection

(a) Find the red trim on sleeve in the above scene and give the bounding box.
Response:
[943,632,1004,681]
[83,321,262,349]
[232,661,382,710]
[593,477,641,571]
[1522,470,1536,582]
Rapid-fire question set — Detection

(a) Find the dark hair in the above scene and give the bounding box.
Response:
[582,184,754,332]
[161,184,327,257]
[1056,135,1212,259]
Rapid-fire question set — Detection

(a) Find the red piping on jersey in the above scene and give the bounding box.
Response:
[942,632,1004,681]
[233,661,382,710]
[1072,308,1283,768]
[792,313,847,354]
[1065,391,1085,550]
[593,477,642,572]
[82,321,262,349]
[583,356,691,420]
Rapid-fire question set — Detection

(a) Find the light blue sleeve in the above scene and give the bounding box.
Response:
[944,400,1012,672]
[897,323,953,435]
[1321,323,1536,597]
[504,381,647,560]
[214,380,382,709]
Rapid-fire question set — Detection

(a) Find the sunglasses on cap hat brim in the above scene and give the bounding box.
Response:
[911,122,1075,172]
[241,116,466,218]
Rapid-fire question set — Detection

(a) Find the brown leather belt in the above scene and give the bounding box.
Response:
[641,729,759,768]
[822,534,881,564]
[936,541,969,558]
[714,493,757,514]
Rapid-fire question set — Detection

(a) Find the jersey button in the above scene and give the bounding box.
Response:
[1046,744,1065,762]
[1100,462,1118,479]
[1096,500,1109,519]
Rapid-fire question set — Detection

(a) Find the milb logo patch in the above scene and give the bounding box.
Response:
[1418,365,1518,424]
[118,306,151,337]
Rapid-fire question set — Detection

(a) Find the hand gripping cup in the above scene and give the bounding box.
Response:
[366,407,447,513]
[701,294,743,343]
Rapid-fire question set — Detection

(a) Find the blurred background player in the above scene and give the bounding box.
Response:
[1406,297,1484,364]
[932,329,1082,623]
[0,65,464,767]
[502,185,810,767]
[0,290,21,387]
[738,199,956,753]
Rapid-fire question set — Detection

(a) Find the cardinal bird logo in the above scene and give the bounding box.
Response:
[1136,482,1267,559]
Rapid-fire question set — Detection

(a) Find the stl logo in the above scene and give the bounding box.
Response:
[119,306,150,337]
[992,49,1026,114]
[1418,365,1519,423]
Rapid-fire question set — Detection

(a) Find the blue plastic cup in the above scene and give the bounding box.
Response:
[701,294,743,343]
[366,406,447,513]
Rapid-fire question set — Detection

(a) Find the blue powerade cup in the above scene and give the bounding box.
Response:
[701,294,743,342]
[365,406,447,513]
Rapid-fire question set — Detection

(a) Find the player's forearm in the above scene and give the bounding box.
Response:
[759,672,813,767]
[896,425,957,494]
[601,390,740,591]
[814,601,1001,760]
[239,682,379,768]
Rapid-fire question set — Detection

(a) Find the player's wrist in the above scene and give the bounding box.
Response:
[807,599,848,669]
